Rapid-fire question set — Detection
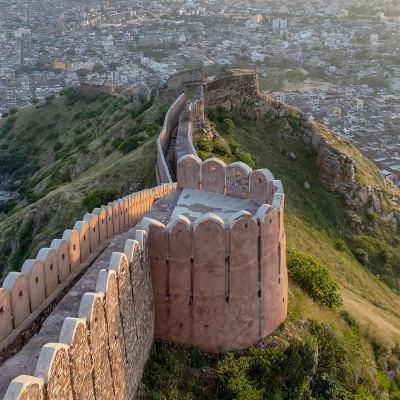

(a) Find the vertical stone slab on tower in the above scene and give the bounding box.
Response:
[228,211,259,351]
[117,199,125,231]
[102,205,114,239]
[226,162,252,199]
[147,220,168,340]
[272,191,285,238]
[62,230,81,272]
[131,193,138,220]
[108,202,120,234]
[21,260,45,312]
[193,213,227,353]
[201,158,227,194]
[0,288,13,342]
[73,221,90,262]
[3,375,44,400]
[249,169,276,205]
[108,252,137,398]
[83,214,100,253]
[177,154,202,190]
[35,343,73,400]
[123,198,129,228]
[96,269,125,399]
[36,248,58,298]
[59,318,95,400]
[50,239,71,283]
[2,272,30,328]
[127,196,133,225]
[279,231,288,323]
[93,207,108,244]
[78,293,114,400]
[255,205,283,338]
[166,215,192,345]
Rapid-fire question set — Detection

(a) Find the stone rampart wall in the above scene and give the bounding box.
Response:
[166,68,204,90]
[0,183,176,349]
[189,94,205,127]
[145,203,287,353]
[176,156,284,207]
[2,183,178,400]
[156,94,187,184]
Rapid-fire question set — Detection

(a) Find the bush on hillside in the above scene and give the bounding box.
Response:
[287,248,343,308]
[288,114,301,129]
[118,135,146,155]
[82,188,117,211]
[130,97,154,119]
[9,219,34,271]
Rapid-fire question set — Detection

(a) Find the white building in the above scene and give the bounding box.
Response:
[272,18,287,29]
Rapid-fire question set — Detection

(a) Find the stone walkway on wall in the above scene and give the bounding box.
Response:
[0,195,176,399]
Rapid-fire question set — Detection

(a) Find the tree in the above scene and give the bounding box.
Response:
[93,63,106,73]
[76,68,89,77]
[66,48,76,56]
[32,98,40,105]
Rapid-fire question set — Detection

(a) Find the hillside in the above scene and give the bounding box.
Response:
[141,98,400,398]
[0,90,169,279]
[1,85,400,399]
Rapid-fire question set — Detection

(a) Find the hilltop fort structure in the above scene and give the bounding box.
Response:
[0,68,287,399]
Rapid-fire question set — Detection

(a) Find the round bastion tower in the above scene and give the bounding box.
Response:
[145,156,287,353]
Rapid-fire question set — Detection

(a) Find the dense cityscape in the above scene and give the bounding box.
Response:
[1,0,400,182]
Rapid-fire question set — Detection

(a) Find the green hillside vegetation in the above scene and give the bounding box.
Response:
[0,90,169,276]
[1,91,400,399]
[139,107,400,399]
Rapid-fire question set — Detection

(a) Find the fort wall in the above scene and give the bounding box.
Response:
[0,183,176,353]
[3,229,156,400]
[1,183,178,399]
[156,94,187,184]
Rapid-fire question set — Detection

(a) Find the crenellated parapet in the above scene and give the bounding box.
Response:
[177,156,284,208]
[148,155,287,353]
[0,183,176,351]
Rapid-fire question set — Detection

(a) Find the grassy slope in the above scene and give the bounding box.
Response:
[223,118,400,344]
[0,92,160,279]
[137,114,400,399]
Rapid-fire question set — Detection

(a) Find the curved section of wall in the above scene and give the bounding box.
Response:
[156,94,187,184]
[146,206,287,353]
[0,183,177,358]
[2,183,178,398]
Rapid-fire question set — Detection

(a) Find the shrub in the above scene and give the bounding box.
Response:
[224,119,235,136]
[82,188,117,211]
[354,248,369,266]
[9,107,18,115]
[237,151,256,169]
[130,97,154,119]
[118,135,146,155]
[142,122,159,136]
[286,248,343,308]
[8,219,34,271]
[212,141,230,156]
[288,114,301,129]
[366,210,377,222]
[0,199,17,214]
[335,239,347,251]
[340,310,357,327]
[112,137,124,149]
[1,116,16,135]
[154,104,170,125]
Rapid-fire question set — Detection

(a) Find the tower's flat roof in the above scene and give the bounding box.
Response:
[170,188,260,224]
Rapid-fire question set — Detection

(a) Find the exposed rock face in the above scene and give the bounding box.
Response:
[299,120,356,191]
